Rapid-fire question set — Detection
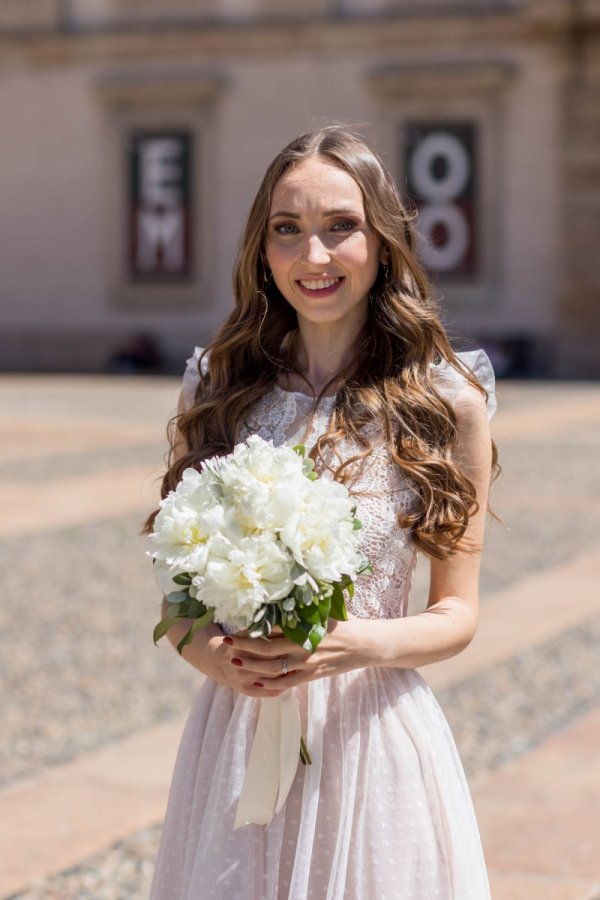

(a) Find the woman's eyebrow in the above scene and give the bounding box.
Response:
[269,208,363,220]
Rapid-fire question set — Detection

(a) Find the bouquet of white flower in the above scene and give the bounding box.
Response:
[149,434,371,827]
[151,434,369,653]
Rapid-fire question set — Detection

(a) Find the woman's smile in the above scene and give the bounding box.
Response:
[296,275,345,298]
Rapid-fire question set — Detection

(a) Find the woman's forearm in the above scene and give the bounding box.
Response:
[365,597,478,670]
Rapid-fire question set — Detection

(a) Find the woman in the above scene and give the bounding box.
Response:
[147,126,499,899]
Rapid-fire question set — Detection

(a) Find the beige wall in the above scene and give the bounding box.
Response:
[0,1,598,375]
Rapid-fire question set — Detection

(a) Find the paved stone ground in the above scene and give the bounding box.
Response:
[1,374,599,899]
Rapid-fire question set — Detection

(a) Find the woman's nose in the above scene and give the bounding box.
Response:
[303,234,331,266]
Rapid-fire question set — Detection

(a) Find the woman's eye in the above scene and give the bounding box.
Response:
[275,223,299,235]
[332,220,356,233]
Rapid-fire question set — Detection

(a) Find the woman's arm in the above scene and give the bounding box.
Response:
[366,381,492,669]
[223,383,493,686]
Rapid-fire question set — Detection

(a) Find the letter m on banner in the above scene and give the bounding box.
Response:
[129,132,193,280]
[404,123,476,277]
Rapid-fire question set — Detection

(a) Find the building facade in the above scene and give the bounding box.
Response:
[0,0,598,376]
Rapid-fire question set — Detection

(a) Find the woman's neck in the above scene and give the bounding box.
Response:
[284,316,365,396]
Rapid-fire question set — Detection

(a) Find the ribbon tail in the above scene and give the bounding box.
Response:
[233,691,302,829]
[275,690,302,815]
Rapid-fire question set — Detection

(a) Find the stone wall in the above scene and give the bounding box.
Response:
[0,0,598,375]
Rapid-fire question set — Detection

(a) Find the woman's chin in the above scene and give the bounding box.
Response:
[293,304,368,330]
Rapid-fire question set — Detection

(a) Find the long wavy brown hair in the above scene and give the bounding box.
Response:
[144,126,500,559]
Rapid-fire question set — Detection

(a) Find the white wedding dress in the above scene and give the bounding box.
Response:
[150,348,496,900]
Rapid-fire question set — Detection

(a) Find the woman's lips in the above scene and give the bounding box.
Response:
[296,276,344,298]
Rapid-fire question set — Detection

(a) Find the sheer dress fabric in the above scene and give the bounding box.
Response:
[150,348,496,900]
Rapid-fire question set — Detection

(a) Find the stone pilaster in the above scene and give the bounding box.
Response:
[557,9,600,376]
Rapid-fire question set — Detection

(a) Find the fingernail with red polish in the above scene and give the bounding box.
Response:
[254,682,264,687]
[231,658,243,666]
[223,637,234,645]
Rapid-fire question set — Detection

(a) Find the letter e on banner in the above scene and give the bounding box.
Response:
[129,132,193,280]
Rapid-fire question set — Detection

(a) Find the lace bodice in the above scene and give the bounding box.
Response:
[181,348,496,620]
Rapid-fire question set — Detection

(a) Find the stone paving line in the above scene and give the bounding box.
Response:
[473,707,600,899]
[0,722,183,898]
[0,466,162,538]
[489,391,600,442]
[0,443,164,485]
[0,415,166,464]
[422,543,600,691]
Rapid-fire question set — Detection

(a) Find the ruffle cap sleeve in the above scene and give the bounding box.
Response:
[181,346,208,411]
[430,348,497,420]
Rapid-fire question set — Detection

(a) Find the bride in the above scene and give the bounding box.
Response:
[146,126,499,899]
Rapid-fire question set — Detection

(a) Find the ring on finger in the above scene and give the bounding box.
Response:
[280,655,288,676]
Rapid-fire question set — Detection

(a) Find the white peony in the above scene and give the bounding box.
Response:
[215,435,309,532]
[151,474,241,571]
[280,478,362,582]
[192,532,295,629]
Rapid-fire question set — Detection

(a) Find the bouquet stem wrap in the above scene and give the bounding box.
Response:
[234,690,301,829]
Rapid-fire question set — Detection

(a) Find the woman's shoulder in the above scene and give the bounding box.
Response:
[181,345,209,410]
[430,348,497,420]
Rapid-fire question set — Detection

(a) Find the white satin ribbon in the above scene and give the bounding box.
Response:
[233,690,301,829]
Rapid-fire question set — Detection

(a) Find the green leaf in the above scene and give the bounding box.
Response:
[166,601,182,617]
[175,624,193,655]
[176,609,215,655]
[186,598,206,619]
[317,594,331,624]
[281,619,313,651]
[153,616,183,645]
[166,589,190,605]
[330,583,348,621]
[292,444,306,457]
[353,518,363,530]
[172,573,193,585]
[296,603,321,626]
[306,623,327,651]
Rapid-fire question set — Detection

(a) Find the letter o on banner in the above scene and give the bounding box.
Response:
[404,123,476,276]
[408,132,470,203]
[409,131,471,203]
[416,204,470,272]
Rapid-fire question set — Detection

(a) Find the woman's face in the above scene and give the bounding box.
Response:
[264,157,386,330]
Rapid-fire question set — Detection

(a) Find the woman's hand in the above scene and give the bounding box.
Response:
[163,605,376,699]
[197,629,292,699]
[160,603,290,700]
[219,616,380,695]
